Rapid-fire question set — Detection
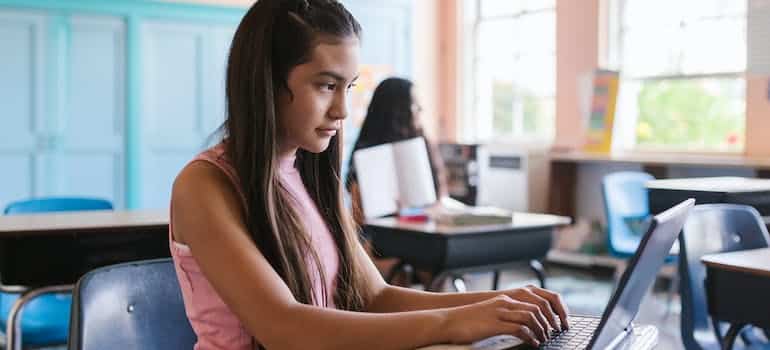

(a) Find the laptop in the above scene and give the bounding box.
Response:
[469,198,695,350]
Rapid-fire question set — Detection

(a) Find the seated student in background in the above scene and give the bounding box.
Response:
[345,77,447,220]
[170,1,568,349]
[345,77,448,285]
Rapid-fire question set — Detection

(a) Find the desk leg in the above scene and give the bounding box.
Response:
[6,285,73,350]
[722,323,747,350]
[530,260,547,289]
[427,271,452,292]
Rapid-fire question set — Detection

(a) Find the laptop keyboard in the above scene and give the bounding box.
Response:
[471,315,601,350]
[539,315,600,350]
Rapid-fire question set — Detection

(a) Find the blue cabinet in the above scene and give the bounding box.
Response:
[57,15,126,206]
[0,0,412,210]
[0,10,126,209]
[137,20,234,209]
[0,10,46,210]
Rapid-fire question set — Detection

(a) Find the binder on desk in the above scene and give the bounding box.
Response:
[353,137,437,219]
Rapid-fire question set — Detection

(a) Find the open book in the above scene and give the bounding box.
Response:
[353,137,437,219]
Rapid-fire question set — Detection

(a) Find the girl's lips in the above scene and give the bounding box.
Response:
[316,128,337,136]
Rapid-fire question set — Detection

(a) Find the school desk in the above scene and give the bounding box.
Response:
[365,212,571,292]
[702,248,770,350]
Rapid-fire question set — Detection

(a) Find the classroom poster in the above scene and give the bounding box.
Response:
[583,70,620,154]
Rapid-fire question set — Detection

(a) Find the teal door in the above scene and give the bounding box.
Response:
[0,10,47,210]
[137,20,234,209]
[0,10,125,209]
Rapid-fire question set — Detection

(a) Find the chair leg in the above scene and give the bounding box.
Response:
[723,323,747,350]
[663,269,679,320]
[6,285,73,350]
[427,271,451,292]
[385,261,414,286]
[529,260,547,289]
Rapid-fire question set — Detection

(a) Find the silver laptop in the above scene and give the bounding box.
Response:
[472,198,694,350]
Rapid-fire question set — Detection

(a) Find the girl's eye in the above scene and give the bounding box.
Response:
[322,83,336,91]
[346,82,357,91]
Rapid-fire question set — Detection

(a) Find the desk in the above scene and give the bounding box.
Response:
[0,209,170,350]
[646,177,770,216]
[547,150,770,218]
[0,209,170,286]
[365,213,570,291]
[702,248,770,350]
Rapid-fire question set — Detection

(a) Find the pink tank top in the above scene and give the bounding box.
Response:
[169,143,340,349]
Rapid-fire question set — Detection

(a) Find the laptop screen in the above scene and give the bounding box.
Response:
[589,199,694,349]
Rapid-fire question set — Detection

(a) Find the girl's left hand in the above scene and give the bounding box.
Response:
[502,285,570,333]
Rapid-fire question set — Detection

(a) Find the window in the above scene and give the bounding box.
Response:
[609,0,747,152]
[462,0,556,143]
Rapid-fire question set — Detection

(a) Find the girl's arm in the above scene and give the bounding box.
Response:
[172,162,547,350]
[366,284,570,331]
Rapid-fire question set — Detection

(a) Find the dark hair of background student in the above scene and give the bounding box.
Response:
[345,77,444,197]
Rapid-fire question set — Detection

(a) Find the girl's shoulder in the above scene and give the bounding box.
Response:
[171,144,246,241]
[174,142,243,204]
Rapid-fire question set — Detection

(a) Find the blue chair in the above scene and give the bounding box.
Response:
[602,171,680,316]
[679,204,770,350]
[4,197,113,215]
[2,197,113,348]
[601,171,658,259]
[68,258,197,350]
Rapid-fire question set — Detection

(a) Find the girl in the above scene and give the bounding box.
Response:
[170,1,569,349]
[345,77,446,286]
[345,77,447,222]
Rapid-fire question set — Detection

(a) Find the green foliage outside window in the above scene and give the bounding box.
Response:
[635,79,745,152]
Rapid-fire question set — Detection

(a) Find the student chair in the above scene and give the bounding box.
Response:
[2,197,113,348]
[601,171,658,259]
[3,197,113,215]
[679,204,770,350]
[68,258,197,350]
[601,172,679,316]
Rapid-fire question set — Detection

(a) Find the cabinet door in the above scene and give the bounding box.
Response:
[137,20,235,209]
[52,15,126,207]
[0,10,47,210]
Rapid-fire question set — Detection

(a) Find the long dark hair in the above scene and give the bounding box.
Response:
[346,77,442,195]
[223,0,367,321]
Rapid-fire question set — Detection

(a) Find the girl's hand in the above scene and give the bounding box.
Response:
[443,295,551,347]
[503,285,570,333]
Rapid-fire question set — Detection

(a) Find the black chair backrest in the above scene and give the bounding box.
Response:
[68,258,197,350]
[678,204,770,349]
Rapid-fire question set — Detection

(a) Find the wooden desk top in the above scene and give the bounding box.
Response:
[549,150,770,169]
[0,209,169,237]
[646,177,770,193]
[366,212,571,235]
[701,248,770,278]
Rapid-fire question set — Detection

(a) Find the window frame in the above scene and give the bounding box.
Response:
[461,0,557,144]
[606,0,748,153]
